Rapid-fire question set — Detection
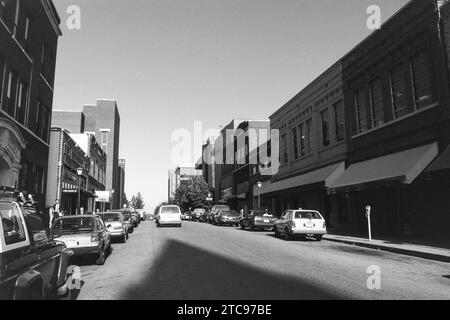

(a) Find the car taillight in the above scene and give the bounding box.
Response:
[91,232,100,242]
[323,221,327,229]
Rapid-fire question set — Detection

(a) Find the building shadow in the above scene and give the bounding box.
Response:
[118,240,345,300]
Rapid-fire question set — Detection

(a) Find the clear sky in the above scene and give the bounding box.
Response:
[52,0,409,212]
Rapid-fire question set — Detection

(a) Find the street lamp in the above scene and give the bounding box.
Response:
[257,181,262,209]
[77,167,83,214]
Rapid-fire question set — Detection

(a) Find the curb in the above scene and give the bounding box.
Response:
[323,236,450,263]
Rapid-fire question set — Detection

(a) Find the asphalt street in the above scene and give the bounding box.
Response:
[73,220,450,300]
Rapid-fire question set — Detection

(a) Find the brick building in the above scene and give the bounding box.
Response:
[0,0,61,209]
[327,0,450,241]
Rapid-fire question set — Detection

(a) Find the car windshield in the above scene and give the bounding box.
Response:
[98,213,120,222]
[161,206,180,214]
[215,206,229,211]
[253,211,274,217]
[294,211,322,219]
[52,217,95,235]
[221,210,239,216]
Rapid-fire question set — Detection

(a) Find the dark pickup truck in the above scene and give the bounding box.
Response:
[0,198,73,300]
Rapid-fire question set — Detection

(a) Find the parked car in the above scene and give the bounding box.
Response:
[209,205,230,223]
[96,211,128,242]
[214,210,241,226]
[119,209,138,230]
[136,209,146,221]
[131,211,140,226]
[156,205,182,227]
[181,211,191,220]
[205,210,215,223]
[0,197,73,300]
[274,209,327,241]
[51,215,112,265]
[240,209,276,231]
[191,208,205,221]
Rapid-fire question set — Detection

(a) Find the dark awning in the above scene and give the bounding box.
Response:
[327,143,438,194]
[424,144,450,173]
[254,162,345,196]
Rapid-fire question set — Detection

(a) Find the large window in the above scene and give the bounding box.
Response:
[390,65,408,119]
[5,69,17,116]
[369,78,384,128]
[305,118,313,155]
[280,133,288,164]
[0,0,15,30]
[410,51,433,110]
[354,88,368,134]
[0,57,4,106]
[333,100,345,142]
[291,127,299,160]
[15,79,28,125]
[299,123,305,157]
[320,108,330,147]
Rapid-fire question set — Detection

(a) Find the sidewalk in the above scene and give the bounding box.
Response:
[323,233,450,263]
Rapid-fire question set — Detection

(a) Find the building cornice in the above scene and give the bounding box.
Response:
[40,0,62,36]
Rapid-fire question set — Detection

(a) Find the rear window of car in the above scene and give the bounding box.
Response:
[0,202,27,246]
[52,217,95,235]
[98,213,121,222]
[214,206,229,211]
[220,210,239,216]
[294,211,322,219]
[253,211,274,217]
[161,206,180,214]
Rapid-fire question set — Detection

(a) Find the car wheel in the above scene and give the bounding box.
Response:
[250,224,255,232]
[274,227,280,238]
[96,247,106,265]
[284,228,291,241]
[315,235,323,241]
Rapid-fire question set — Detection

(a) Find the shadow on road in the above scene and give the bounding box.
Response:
[118,239,344,300]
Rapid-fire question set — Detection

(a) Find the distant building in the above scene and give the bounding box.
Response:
[70,133,107,212]
[83,99,121,209]
[46,128,90,215]
[168,165,202,202]
[0,0,61,209]
[52,110,85,133]
[118,159,126,208]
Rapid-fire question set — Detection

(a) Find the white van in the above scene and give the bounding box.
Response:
[157,205,182,227]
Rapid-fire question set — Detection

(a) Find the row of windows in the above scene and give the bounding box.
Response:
[279,100,344,165]
[354,50,434,134]
[1,0,56,85]
[0,59,51,142]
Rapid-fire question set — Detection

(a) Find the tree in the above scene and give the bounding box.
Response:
[173,176,211,212]
[131,192,145,209]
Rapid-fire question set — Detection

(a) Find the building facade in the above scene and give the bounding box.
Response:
[83,99,121,209]
[46,128,90,215]
[118,158,125,208]
[255,62,346,223]
[51,110,85,134]
[0,0,61,209]
[70,132,107,212]
[327,0,450,241]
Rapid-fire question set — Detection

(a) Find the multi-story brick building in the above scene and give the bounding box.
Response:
[259,62,347,222]
[46,128,90,215]
[0,0,61,209]
[118,158,125,208]
[83,100,121,209]
[70,132,107,212]
[327,0,450,240]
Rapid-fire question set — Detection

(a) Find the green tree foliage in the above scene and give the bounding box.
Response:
[173,176,212,212]
[131,192,145,209]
